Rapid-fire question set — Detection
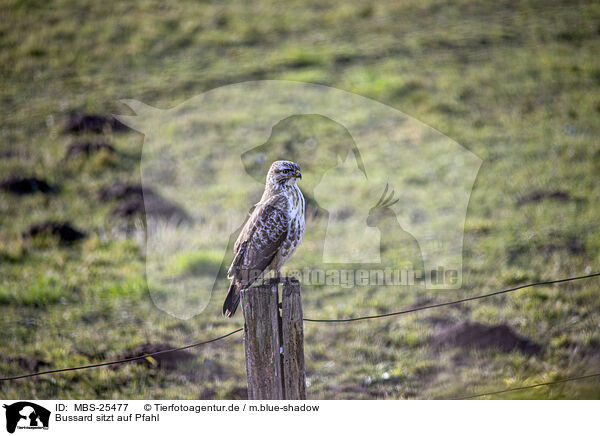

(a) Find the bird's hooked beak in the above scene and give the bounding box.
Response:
[294,169,302,179]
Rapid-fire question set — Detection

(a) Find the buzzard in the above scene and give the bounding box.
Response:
[223,161,305,317]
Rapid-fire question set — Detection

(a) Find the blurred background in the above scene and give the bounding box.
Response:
[1,0,599,399]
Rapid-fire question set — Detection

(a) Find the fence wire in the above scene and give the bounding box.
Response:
[1,272,599,399]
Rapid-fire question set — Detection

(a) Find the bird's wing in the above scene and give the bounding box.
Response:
[232,204,256,255]
[228,195,289,286]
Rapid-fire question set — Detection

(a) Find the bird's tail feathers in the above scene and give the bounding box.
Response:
[222,281,242,317]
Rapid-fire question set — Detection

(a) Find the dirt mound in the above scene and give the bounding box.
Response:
[1,177,57,195]
[113,194,190,222]
[100,183,190,223]
[0,149,16,159]
[63,113,128,134]
[97,183,155,202]
[119,343,196,370]
[517,190,571,206]
[198,388,217,400]
[24,221,86,243]
[542,237,586,255]
[224,386,248,400]
[2,357,49,372]
[66,140,116,158]
[431,321,541,354]
[195,359,231,381]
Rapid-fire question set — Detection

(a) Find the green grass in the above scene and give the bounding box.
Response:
[1,0,599,399]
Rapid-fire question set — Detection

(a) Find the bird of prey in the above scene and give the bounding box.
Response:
[223,160,305,317]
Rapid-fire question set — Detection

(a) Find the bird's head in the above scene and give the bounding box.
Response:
[267,160,302,186]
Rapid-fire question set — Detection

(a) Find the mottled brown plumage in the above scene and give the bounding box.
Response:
[223,161,305,317]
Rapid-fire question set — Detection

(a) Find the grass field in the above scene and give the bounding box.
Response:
[1,0,599,399]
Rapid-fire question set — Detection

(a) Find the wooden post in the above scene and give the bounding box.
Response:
[241,282,283,400]
[241,278,307,400]
[281,279,307,399]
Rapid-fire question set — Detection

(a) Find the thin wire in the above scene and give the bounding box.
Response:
[0,328,243,381]
[303,272,600,323]
[3,272,599,383]
[455,372,600,399]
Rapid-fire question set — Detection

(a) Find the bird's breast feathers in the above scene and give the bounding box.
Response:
[260,185,304,222]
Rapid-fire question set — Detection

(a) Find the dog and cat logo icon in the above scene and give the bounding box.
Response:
[2,402,50,433]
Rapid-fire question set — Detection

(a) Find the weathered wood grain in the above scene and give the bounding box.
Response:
[241,283,283,400]
[241,279,307,400]
[281,279,307,400]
